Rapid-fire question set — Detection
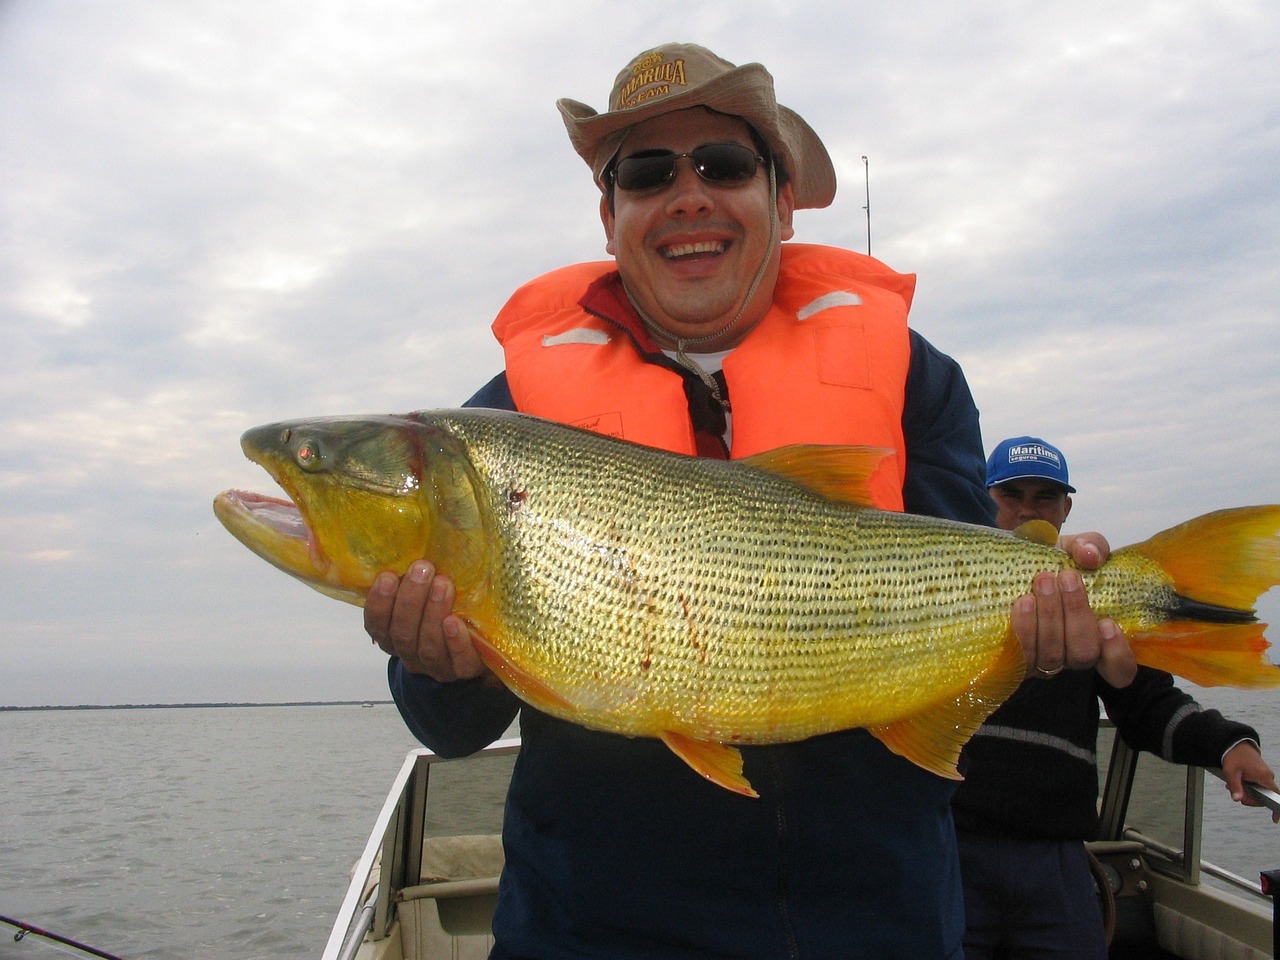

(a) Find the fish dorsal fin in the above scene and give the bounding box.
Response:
[867,629,1026,779]
[741,444,894,507]
[1011,519,1060,547]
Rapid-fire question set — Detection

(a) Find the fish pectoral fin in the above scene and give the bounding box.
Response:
[1011,519,1060,547]
[469,633,580,716]
[659,731,759,799]
[868,633,1026,780]
[741,445,893,508]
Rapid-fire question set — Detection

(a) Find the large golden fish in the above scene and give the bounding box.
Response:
[213,409,1280,796]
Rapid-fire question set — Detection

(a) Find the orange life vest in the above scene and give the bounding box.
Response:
[492,244,914,510]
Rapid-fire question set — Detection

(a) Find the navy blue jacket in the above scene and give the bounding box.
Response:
[390,329,994,959]
[953,666,1260,841]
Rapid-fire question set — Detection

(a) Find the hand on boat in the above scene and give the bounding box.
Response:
[1011,532,1138,689]
[1222,742,1280,823]
[364,561,490,682]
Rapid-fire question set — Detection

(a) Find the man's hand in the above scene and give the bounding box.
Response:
[1222,742,1280,823]
[1010,531,1138,688]
[364,560,489,682]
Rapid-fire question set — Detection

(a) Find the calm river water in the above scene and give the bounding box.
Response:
[2,691,1277,959]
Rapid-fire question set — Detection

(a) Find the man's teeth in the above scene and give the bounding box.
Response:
[664,240,725,259]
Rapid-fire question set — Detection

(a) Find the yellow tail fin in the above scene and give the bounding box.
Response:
[1127,505,1280,688]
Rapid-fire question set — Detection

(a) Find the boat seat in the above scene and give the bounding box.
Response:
[1089,841,1271,960]
[1147,871,1271,960]
[396,834,504,960]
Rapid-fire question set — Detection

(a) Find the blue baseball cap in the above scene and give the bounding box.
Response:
[985,436,1075,492]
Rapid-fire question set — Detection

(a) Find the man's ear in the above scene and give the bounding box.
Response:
[777,181,797,242]
[600,194,616,255]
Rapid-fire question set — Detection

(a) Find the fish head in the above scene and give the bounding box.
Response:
[213,414,490,606]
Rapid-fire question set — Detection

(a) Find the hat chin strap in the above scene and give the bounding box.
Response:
[624,161,779,414]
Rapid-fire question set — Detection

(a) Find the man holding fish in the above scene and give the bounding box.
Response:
[365,44,1139,959]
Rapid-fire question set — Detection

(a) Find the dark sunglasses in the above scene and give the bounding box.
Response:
[608,143,766,192]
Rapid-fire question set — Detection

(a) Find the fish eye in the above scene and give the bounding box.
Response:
[295,437,323,471]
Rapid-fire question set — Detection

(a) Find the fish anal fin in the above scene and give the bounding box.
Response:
[1129,621,1280,689]
[1011,519,1060,547]
[869,631,1026,779]
[660,731,758,798]
[741,445,893,508]
[469,633,580,715]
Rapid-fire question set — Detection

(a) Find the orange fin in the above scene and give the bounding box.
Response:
[741,444,894,507]
[469,633,580,716]
[868,630,1026,779]
[1129,621,1280,689]
[1120,505,1280,687]
[659,731,758,798]
[1011,519,1060,547]
[1129,505,1280,610]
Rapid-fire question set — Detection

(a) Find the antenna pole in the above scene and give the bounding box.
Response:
[861,155,871,257]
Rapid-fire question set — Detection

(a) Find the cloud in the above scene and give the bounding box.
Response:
[1,0,1277,705]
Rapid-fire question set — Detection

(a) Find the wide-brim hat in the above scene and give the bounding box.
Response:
[557,43,836,210]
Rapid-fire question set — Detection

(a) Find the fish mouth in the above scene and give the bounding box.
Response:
[212,483,341,596]
[218,488,310,542]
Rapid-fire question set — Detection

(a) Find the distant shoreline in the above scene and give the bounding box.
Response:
[0,700,394,712]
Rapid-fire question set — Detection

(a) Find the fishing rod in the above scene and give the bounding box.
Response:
[0,913,128,960]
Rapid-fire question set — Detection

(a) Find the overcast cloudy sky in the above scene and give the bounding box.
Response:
[2,0,1277,707]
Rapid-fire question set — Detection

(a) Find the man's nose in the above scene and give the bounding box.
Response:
[665,164,715,215]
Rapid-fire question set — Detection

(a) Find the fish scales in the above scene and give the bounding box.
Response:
[439,413,1047,740]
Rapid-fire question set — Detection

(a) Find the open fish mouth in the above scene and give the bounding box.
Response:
[213,483,333,589]
[222,491,307,545]
[225,489,309,539]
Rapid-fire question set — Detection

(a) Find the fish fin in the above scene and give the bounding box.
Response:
[1120,505,1280,687]
[1128,621,1280,688]
[868,632,1026,780]
[1011,519,1060,547]
[469,633,580,716]
[659,731,759,798]
[1128,505,1280,610]
[741,445,894,507]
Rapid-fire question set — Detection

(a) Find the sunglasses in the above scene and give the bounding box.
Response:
[609,143,766,192]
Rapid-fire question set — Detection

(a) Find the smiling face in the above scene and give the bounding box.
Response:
[600,107,796,350]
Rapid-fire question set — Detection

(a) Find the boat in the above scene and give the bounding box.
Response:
[321,728,1280,960]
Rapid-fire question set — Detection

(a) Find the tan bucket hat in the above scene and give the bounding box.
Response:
[557,43,837,210]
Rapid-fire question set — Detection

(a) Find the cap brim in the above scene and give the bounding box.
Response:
[987,473,1076,494]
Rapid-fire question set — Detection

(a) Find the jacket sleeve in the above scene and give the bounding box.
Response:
[900,330,996,525]
[1101,666,1261,768]
[386,372,522,756]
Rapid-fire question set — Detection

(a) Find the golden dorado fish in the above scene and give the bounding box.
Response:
[213,409,1280,796]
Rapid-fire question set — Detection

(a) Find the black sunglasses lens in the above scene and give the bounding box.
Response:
[613,144,762,191]
[692,144,760,183]
[614,153,678,191]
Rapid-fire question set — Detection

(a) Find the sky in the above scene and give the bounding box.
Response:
[2,0,1278,707]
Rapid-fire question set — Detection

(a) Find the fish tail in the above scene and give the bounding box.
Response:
[1126,505,1280,688]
